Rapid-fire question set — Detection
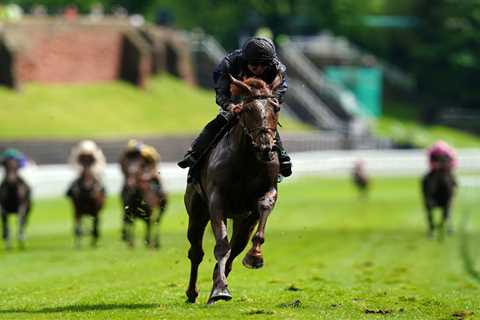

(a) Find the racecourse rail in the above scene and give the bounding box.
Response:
[2,149,480,199]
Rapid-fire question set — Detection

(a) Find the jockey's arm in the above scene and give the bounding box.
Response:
[214,70,233,110]
[272,61,288,103]
[213,51,241,111]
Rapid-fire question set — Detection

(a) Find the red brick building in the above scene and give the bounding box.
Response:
[0,17,195,89]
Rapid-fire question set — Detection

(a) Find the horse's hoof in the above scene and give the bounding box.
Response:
[207,287,232,304]
[242,253,264,269]
[185,288,199,304]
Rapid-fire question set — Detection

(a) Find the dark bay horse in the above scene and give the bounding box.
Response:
[352,160,369,198]
[121,147,168,249]
[185,75,282,304]
[66,152,106,248]
[0,157,32,250]
[421,153,457,238]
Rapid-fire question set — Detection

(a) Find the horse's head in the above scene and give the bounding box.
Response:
[430,153,452,171]
[229,75,282,161]
[3,158,20,183]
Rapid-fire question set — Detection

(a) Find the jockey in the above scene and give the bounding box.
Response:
[139,144,161,180]
[427,140,458,172]
[68,140,106,178]
[119,139,143,177]
[120,140,163,188]
[177,36,292,178]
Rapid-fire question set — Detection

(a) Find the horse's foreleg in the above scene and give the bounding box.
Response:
[243,188,277,269]
[226,213,258,277]
[91,214,99,247]
[151,209,163,249]
[144,215,152,248]
[1,211,10,249]
[122,210,134,248]
[186,212,209,303]
[424,203,434,238]
[207,195,232,304]
[17,204,29,249]
[442,204,453,235]
[74,212,82,249]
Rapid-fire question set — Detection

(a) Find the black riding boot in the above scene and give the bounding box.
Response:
[177,113,229,168]
[275,131,292,177]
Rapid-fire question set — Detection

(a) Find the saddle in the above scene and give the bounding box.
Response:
[188,121,235,184]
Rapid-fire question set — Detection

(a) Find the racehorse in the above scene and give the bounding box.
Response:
[66,141,106,248]
[0,150,31,250]
[352,160,369,198]
[184,75,283,304]
[421,142,457,238]
[121,145,168,249]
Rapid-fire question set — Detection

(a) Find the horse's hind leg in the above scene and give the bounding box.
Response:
[185,193,209,303]
[1,211,11,250]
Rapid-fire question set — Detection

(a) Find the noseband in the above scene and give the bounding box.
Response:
[238,95,277,148]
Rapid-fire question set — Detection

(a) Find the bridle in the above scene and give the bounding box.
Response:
[237,94,278,148]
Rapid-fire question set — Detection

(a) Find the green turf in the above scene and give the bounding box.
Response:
[0,75,311,139]
[373,101,480,148]
[0,176,479,319]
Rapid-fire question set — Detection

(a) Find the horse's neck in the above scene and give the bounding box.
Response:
[80,169,96,186]
[225,123,255,162]
[6,169,19,183]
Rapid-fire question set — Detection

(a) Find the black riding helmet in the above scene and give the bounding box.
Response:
[242,37,276,64]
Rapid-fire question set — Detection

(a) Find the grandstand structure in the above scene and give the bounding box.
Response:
[0,17,392,163]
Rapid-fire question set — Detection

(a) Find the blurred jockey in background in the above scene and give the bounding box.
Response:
[427,140,458,172]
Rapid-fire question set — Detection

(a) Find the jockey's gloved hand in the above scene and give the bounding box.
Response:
[221,104,241,121]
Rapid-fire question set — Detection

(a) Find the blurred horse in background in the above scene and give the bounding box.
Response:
[0,149,31,250]
[184,75,282,304]
[66,140,106,248]
[421,141,458,239]
[120,141,168,249]
[352,159,369,198]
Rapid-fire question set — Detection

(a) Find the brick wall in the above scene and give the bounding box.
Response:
[0,18,196,88]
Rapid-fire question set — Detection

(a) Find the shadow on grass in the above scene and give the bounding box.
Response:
[0,303,161,314]
[459,210,480,283]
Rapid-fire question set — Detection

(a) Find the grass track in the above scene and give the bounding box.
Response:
[0,176,479,319]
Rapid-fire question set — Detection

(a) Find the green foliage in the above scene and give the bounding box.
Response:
[0,75,310,139]
[0,177,479,319]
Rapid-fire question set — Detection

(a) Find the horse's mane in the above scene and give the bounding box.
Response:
[230,77,271,97]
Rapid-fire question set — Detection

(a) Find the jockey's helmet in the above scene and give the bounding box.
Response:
[0,148,27,168]
[242,37,276,64]
[140,145,160,163]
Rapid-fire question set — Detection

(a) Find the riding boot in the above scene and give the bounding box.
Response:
[275,131,292,177]
[177,112,230,168]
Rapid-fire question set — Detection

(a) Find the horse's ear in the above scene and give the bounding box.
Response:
[229,74,252,96]
[270,74,283,92]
